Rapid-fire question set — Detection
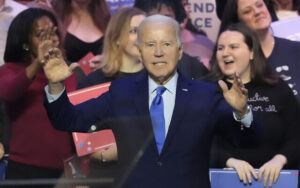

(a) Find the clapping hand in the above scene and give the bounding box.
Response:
[219,72,248,117]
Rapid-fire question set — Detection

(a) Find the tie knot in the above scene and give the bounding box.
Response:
[156,86,166,96]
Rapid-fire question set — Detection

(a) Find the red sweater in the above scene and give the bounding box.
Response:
[0,62,77,170]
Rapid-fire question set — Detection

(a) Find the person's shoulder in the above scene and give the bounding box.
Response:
[269,79,299,107]
[110,72,146,87]
[181,52,198,63]
[275,78,295,95]
[187,77,221,94]
[107,73,147,98]
[256,79,295,101]
[87,69,106,80]
[0,62,27,70]
[275,37,300,48]
[187,79,225,105]
[179,53,208,78]
[271,37,300,62]
[77,69,108,89]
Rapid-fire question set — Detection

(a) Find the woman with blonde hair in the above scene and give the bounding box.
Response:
[77,7,146,89]
[73,8,146,184]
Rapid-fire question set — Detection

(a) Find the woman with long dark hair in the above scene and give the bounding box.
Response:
[219,0,300,104]
[209,23,300,187]
[0,8,76,186]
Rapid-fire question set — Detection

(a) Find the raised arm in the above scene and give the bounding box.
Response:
[35,25,78,94]
[42,47,78,94]
[219,72,250,119]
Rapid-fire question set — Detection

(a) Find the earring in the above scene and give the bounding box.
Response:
[22,44,29,51]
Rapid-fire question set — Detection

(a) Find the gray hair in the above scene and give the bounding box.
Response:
[137,14,182,47]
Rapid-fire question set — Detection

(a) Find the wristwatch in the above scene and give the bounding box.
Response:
[236,105,251,120]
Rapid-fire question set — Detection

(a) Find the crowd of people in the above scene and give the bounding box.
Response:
[0,0,300,187]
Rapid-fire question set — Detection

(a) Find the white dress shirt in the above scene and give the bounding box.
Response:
[148,73,178,136]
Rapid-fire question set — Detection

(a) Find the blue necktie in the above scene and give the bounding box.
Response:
[150,86,166,154]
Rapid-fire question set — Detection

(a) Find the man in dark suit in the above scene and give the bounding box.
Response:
[43,15,261,188]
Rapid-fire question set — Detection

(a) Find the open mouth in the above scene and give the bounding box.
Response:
[224,60,234,65]
[152,62,167,66]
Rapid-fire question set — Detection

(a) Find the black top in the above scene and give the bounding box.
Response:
[178,52,208,80]
[268,37,300,104]
[210,79,300,169]
[64,32,104,62]
[77,69,147,89]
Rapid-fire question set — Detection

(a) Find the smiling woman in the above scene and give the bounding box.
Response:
[216,30,253,83]
[75,7,150,181]
[219,0,300,104]
[209,22,300,187]
[0,8,77,187]
[77,7,147,90]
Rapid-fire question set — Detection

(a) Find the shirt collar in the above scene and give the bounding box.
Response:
[149,72,178,94]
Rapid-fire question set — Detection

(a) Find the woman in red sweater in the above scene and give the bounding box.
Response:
[0,8,77,186]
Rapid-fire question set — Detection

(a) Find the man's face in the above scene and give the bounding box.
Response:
[138,21,183,85]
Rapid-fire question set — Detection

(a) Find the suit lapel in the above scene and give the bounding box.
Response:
[133,73,149,117]
[161,73,193,155]
[132,73,158,154]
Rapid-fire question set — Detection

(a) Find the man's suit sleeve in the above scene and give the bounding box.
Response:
[44,89,113,133]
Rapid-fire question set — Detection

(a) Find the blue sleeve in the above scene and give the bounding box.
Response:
[44,89,113,133]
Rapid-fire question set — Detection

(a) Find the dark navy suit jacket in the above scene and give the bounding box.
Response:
[44,72,261,188]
